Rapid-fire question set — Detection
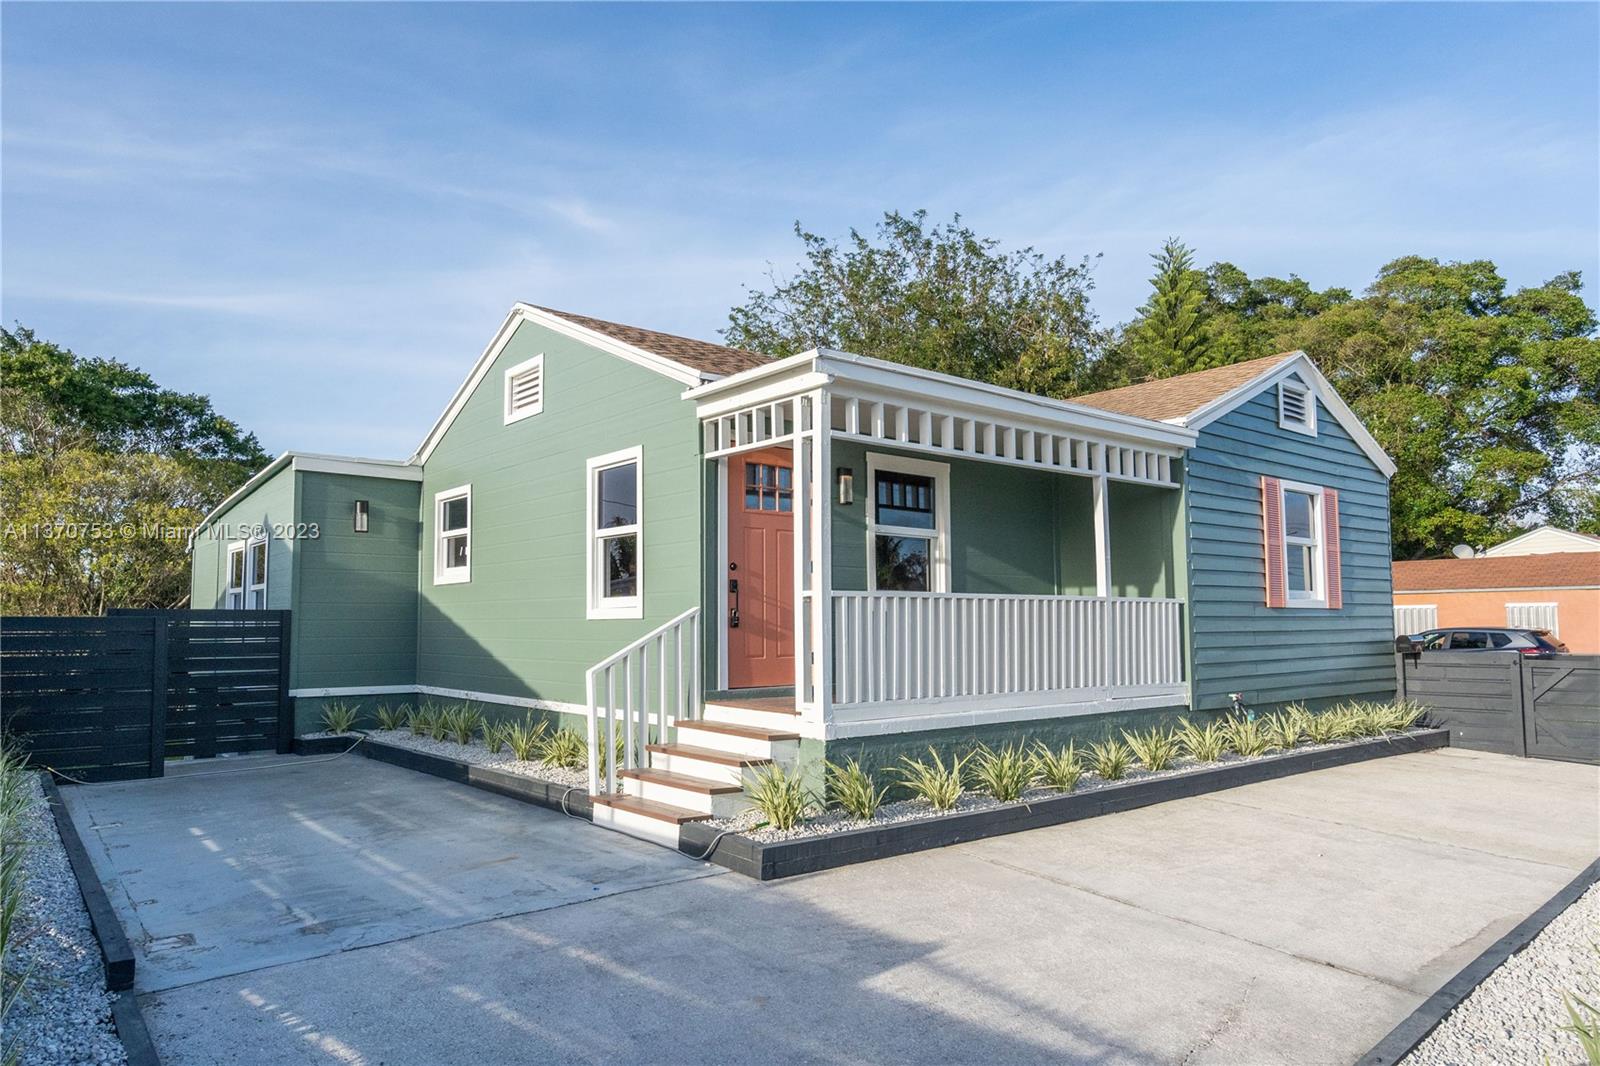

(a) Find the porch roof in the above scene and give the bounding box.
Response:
[685,348,1197,489]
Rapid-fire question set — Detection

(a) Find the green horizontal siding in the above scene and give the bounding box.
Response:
[1186,387,1395,712]
[188,464,296,611]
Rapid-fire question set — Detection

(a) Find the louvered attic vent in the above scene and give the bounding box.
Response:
[504,355,544,424]
[1278,380,1313,434]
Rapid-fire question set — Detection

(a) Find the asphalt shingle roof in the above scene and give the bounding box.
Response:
[533,306,773,378]
[1069,352,1301,422]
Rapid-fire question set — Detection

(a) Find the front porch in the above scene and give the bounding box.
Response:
[693,347,1197,740]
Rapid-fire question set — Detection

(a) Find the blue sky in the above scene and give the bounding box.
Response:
[4,2,1596,459]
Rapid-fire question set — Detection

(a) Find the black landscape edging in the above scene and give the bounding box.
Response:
[111,989,163,1066]
[358,738,592,819]
[679,728,1451,880]
[292,734,357,756]
[40,775,135,991]
[1356,855,1600,1066]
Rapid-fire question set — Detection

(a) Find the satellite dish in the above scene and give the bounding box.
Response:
[1451,544,1475,559]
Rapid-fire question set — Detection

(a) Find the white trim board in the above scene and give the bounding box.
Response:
[288,684,588,717]
[825,688,1190,740]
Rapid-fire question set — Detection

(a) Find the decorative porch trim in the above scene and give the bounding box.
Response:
[824,687,1189,739]
[287,684,588,717]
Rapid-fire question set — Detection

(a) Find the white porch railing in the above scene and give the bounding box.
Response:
[831,592,1182,707]
[585,607,701,795]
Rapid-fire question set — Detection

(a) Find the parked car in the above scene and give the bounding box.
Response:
[1405,628,1570,656]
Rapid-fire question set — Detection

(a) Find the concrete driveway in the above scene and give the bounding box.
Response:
[63,746,1598,1065]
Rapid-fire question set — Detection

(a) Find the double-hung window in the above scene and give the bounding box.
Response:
[587,446,643,619]
[1281,482,1323,605]
[226,538,268,608]
[434,485,471,585]
[247,539,268,608]
[225,543,246,609]
[866,453,949,592]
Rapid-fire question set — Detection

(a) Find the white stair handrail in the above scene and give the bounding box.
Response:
[585,607,702,796]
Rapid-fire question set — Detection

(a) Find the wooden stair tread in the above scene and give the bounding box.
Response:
[705,698,800,716]
[591,794,711,824]
[647,743,772,767]
[621,767,743,794]
[678,720,800,741]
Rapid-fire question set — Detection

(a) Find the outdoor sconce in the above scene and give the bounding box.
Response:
[354,500,369,533]
[837,467,854,505]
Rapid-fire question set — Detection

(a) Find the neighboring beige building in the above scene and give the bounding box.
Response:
[1482,525,1600,557]
[1393,551,1600,653]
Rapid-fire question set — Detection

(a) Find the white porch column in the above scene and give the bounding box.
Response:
[792,395,810,705]
[811,388,833,727]
[1093,472,1111,598]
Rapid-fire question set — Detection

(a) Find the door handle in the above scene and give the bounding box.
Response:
[728,578,741,629]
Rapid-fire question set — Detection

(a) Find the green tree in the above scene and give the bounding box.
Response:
[0,327,269,613]
[1127,239,1213,376]
[724,211,1110,398]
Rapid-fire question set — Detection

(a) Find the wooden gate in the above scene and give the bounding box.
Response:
[1396,650,1598,764]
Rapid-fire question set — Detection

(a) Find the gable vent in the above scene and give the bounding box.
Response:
[504,355,544,424]
[1278,380,1314,434]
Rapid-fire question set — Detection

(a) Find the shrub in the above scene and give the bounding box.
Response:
[407,704,432,736]
[504,717,549,762]
[320,700,359,735]
[892,747,970,810]
[1174,718,1227,762]
[1087,738,1134,780]
[825,757,888,820]
[423,702,450,741]
[447,706,482,745]
[1378,700,1427,732]
[1263,706,1307,751]
[746,764,809,830]
[1223,716,1270,757]
[1302,709,1342,744]
[482,721,506,754]
[971,743,1033,802]
[538,728,588,769]
[1122,728,1179,772]
[374,703,408,732]
[1032,741,1083,792]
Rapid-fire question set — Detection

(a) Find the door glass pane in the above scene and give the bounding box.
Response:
[444,533,468,569]
[1284,491,1314,539]
[875,536,930,591]
[602,533,637,596]
[876,472,935,530]
[597,463,637,528]
[744,462,792,512]
[442,496,468,532]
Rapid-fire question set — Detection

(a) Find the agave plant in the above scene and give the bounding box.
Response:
[825,757,889,820]
[1087,738,1134,780]
[504,716,549,762]
[447,706,483,745]
[426,703,451,741]
[407,704,433,736]
[374,703,408,732]
[1301,709,1342,744]
[320,700,360,735]
[1122,728,1180,772]
[746,764,810,830]
[970,743,1034,802]
[1174,718,1227,762]
[892,747,970,810]
[1262,706,1307,751]
[481,720,506,754]
[538,727,589,769]
[1223,716,1270,757]
[1031,741,1083,792]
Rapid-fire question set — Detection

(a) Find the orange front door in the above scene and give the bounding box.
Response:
[726,447,795,689]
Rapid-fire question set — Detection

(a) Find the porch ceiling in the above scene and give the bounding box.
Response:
[686,349,1196,489]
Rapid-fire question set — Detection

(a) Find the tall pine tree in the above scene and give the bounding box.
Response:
[1129,239,1213,377]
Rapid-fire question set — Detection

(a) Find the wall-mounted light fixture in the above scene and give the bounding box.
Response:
[354,500,369,533]
[837,467,854,505]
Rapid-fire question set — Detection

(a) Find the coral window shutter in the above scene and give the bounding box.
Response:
[1261,476,1286,608]
[1323,488,1343,609]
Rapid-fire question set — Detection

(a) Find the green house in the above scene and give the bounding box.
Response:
[191,304,1398,844]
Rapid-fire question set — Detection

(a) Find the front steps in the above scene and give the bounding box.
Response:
[591,697,800,847]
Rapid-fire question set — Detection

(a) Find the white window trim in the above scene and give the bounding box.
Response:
[503,354,545,425]
[225,541,246,610]
[1278,379,1317,436]
[866,452,951,593]
[1505,601,1560,636]
[246,536,269,609]
[1279,478,1326,608]
[586,446,644,620]
[433,484,472,586]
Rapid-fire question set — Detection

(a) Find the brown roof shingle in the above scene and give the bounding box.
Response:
[533,306,773,378]
[1070,352,1301,422]
[1393,552,1600,592]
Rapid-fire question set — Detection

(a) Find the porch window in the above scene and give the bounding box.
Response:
[587,446,643,619]
[1281,483,1323,604]
[434,485,471,585]
[225,543,246,609]
[247,539,268,608]
[866,454,949,592]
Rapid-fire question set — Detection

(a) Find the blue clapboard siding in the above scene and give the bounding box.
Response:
[1185,387,1396,711]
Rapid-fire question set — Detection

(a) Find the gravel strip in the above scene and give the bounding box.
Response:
[4,774,126,1066]
[706,731,1429,843]
[362,729,589,789]
[1403,881,1600,1066]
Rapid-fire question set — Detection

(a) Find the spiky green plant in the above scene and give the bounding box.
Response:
[892,747,970,810]
[1223,716,1270,757]
[595,728,628,779]
[1032,741,1084,792]
[1302,709,1341,744]
[1,739,35,1049]
[1263,706,1306,751]
[1088,738,1134,780]
[374,703,408,732]
[446,706,482,745]
[825,757,888,820]
[425,702,451,741]
[971,743,1034,802]
[407,704,432,736]
[746,764,810,830]
[504,717,549,762]
[1174,718,1227,762]
[538,727,588,769]
[320,700,360,735]
[482,720,506,754]
[1379,700,1427,733]
[1122,728,1180,772]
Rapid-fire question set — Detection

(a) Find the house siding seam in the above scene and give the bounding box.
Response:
[1185,388,1395,712]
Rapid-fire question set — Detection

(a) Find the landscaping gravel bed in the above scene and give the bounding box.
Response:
[5,774,126,1066]
[706,731,1432,843]
[361,729,588,789]
[1403,881,1600,1066]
